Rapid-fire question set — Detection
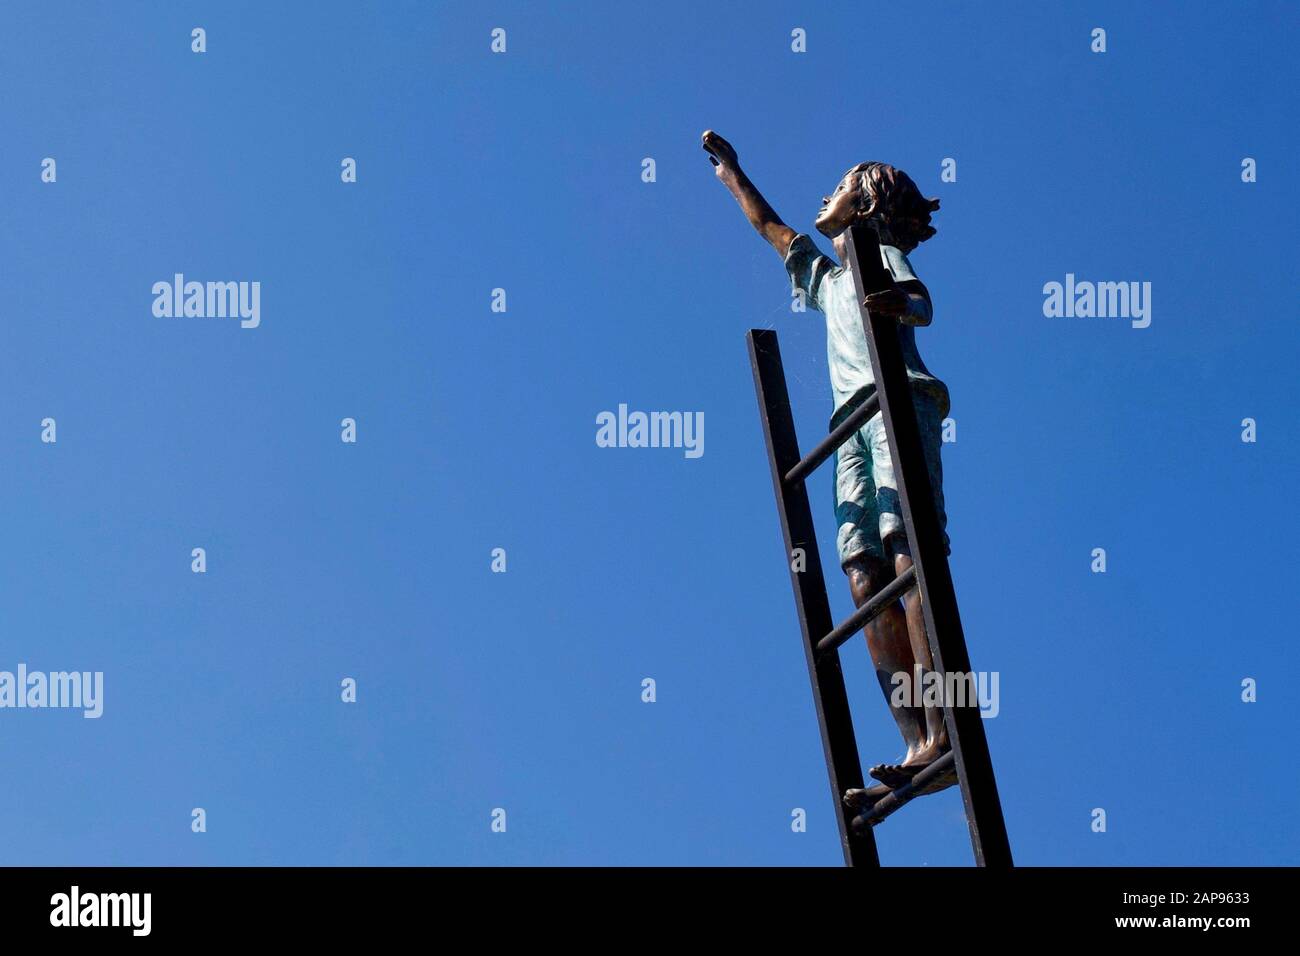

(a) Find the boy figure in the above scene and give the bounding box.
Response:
[703,130,954,800]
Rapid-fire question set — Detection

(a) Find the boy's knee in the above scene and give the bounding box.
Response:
[845,554,891,604]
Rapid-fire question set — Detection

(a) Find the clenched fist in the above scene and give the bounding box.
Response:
[701,130,739,176]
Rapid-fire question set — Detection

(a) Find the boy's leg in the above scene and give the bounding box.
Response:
[844,553,926,761]
[832,422,928,789]
[887,537,947,762]
[841,551,924,809]
[864,393,956,786]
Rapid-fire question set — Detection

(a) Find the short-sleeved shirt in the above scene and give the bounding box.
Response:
[785,233,948,416]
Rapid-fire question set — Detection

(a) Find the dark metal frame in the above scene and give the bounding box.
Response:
[746,224,1012,867]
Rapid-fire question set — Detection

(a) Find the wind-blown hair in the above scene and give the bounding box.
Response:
[843,162,940,253]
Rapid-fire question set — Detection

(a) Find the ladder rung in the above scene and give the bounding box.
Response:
[851,750,957,829]
[783,391,880,486]
[815,565,916,657]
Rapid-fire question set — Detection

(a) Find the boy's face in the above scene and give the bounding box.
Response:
[815,171,865,238]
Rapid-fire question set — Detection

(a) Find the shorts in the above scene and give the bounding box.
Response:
[831,386,950,567]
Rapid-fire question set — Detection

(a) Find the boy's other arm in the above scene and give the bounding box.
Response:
[864,280,933,327]
[702,130,797,258]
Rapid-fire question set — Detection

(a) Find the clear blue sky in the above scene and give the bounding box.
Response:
[1,1,1295,866]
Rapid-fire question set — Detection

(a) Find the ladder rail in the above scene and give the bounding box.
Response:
[747,330,880,868]
[843,224,1013,867]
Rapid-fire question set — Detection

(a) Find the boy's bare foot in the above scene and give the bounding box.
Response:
[869,738,951,786]
[843,783,893,810]
[868,762,918,787]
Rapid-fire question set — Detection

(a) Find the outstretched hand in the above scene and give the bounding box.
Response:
[701,130,739,175]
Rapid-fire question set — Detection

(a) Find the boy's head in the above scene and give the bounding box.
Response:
[814,162,940,253]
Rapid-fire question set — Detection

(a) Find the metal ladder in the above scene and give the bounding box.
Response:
[746,224,1012,867]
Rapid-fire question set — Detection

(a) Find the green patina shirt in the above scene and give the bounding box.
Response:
[785,233,949,417]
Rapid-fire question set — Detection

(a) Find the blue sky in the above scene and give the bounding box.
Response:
[1,1,1295,866]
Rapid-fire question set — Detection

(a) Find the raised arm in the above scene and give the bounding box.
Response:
[702,130,796,258]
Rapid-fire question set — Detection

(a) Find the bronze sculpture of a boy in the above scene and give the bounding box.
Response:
[703,130,954,799]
